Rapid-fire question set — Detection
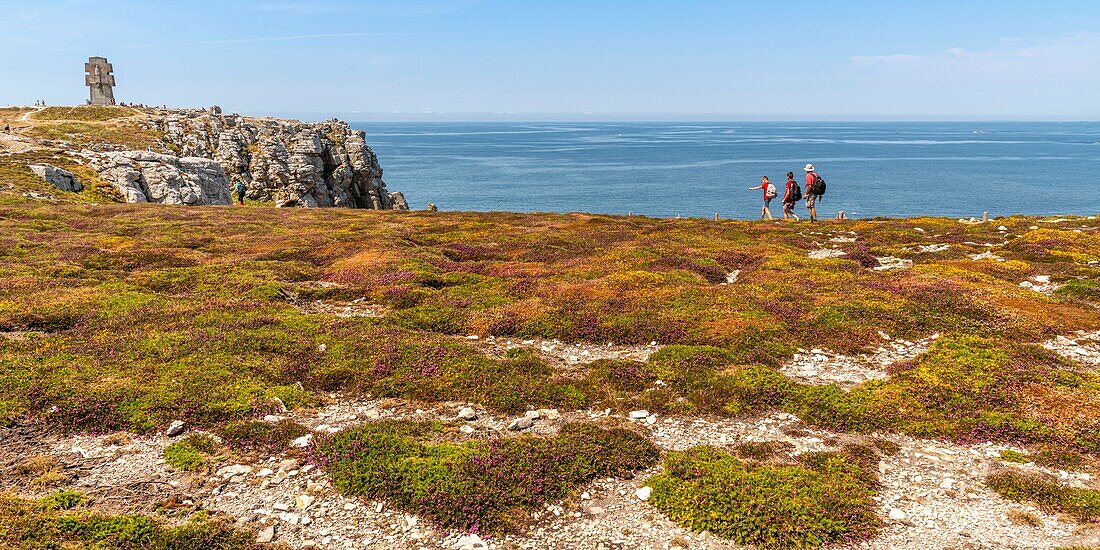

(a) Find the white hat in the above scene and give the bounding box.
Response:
[804,164,815,172]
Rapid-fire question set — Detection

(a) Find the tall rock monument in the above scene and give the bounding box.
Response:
[85,57,116,105]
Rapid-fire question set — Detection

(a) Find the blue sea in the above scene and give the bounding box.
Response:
[354,122,1100,219]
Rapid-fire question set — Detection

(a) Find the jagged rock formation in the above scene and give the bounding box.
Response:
[91,151,229,205]
[29,164,83,192]
[90,110,407,209]
[152,111,407,209]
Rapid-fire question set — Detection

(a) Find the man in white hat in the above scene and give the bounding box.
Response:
[803,163,822,222]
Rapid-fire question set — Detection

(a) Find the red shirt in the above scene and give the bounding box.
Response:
[784,179,795,200]
[805,171,816,190]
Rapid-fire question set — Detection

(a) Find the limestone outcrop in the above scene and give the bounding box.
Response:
[91,151,230,205]
[153,111,406,209]
[29,164,83,192]
[90,109,407,209]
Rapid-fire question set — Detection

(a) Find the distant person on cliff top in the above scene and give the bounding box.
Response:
[804,164,826,222]
[235,182,246,206]
[782,171,801,221]
[748,176,777,220]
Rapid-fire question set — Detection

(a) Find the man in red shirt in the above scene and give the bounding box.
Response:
[804,163,820,222]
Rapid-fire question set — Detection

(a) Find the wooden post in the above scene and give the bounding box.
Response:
[713,212,719,221]
[982,211,989,223]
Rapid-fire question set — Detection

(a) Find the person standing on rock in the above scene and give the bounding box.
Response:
[235,181,246,206]
[804,164,825,222]
[748,176,777,220]
[782,171,801,221]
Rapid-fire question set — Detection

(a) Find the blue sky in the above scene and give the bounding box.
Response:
[2,0,1098,120]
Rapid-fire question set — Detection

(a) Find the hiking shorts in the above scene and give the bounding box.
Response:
[763,198,773,208]
[805,194,817,208]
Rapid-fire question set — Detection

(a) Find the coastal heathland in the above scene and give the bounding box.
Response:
[1,197,1098,548]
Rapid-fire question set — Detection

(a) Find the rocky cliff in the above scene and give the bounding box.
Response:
[91,110,408,209]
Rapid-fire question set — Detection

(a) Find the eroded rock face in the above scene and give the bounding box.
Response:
[28,164,83,192]
[150,111,407,209]
[91,151,231,205]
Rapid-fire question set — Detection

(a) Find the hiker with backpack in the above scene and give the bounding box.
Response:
[235,181,246,206]
[748,176,777,220]
[782,171,801,221]
[803,164,826,222]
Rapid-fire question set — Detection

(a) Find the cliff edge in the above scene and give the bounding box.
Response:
[0,105,408,210]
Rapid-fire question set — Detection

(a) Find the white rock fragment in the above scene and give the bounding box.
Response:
[635,486,652,501]
[165,420,186,436]
[256,524,275,544]
[455,533,488,550]
[507,415,535,431]
[218,464,254,478]
[291,434,313,448]
[809,248,846,259]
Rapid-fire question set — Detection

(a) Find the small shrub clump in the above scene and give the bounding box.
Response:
[999,450,1033,464]
[39,489,85,511]
[986,469,1100,522]
[312,420,659,534]
[217,419,311,454]
[14,455,66,487]
[646,446,881,549]
[164,434,220,472]
[0,493,258,549]
[732,440,795,462]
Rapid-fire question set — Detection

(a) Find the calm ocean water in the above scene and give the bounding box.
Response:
[354,122,1100,219]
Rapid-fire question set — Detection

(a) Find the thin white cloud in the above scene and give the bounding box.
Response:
[842,32,1100,116]
[11,0,102,20]
[850,32,1100,74]
[110,32,415,49]
[32,31,432,52]
[249,0,481,16]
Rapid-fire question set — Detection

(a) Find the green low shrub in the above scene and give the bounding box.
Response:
[986,469,1100,522]
[39,490,85,511]
[164,434,219,471]
[0,493,257,549]
[311,420,658,534]
[999,450,1032,464]
[647,446,880,549]
[217,419,311,454]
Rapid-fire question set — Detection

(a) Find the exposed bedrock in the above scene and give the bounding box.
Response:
[93,110,407,209]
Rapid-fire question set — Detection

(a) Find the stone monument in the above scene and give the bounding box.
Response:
[85,57,116,105]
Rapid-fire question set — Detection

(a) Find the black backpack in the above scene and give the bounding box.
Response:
[811,173,826,196]
[790,182,802,202]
